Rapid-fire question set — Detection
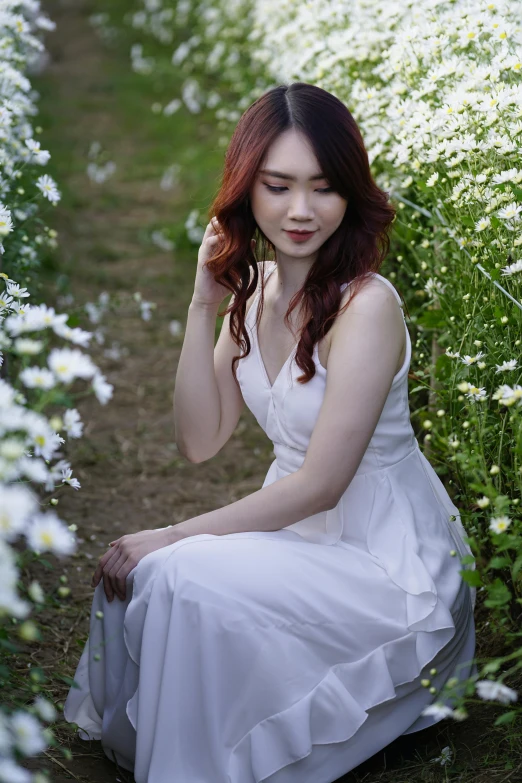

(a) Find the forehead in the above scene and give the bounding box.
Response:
[260,129,322,177]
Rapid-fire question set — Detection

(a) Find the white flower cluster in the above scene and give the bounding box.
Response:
[122,0,522,266]
[0,271,117,585]
[0,1,118,775]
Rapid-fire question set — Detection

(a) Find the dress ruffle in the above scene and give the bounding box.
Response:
[227,575,472,783]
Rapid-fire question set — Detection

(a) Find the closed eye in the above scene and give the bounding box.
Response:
[263,184,334,194]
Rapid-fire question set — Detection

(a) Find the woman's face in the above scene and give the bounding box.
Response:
[250,129,348,265]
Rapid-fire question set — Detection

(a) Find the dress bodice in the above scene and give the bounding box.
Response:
[236,261,415,477]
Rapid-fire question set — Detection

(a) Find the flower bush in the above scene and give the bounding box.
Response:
[0,1,158,777]
[95,0,522,728]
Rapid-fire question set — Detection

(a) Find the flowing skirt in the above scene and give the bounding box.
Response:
[64,528,476,783]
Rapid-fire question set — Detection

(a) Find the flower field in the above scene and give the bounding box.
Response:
[1,0,521,780]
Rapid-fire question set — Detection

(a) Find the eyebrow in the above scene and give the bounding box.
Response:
[259,168,326,181]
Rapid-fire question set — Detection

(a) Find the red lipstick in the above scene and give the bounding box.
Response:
[284,230,316,243]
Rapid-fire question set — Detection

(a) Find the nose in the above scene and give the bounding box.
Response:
[287,190,315,221]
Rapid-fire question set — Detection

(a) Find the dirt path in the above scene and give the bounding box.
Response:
[20,1,511,781]
[24,1,270,780]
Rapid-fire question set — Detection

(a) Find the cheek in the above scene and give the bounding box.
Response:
[251,189,282,222]
[322,199,347,227]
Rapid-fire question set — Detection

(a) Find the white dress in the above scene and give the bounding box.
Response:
[64,263,477,783]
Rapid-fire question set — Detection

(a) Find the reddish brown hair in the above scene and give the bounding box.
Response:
[206,82,397,384]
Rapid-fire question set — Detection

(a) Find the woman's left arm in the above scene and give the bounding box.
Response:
[92,469,332,602]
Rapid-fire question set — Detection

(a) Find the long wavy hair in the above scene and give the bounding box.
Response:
[206,82,398,385]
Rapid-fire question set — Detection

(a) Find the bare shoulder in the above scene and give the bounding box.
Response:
[334,274,401,325]
[329,274,405,356]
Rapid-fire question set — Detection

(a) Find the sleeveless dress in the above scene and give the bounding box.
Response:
[64,262,477,783]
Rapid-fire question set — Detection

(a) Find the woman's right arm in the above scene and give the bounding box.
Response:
[173,289,259,463]
[173,217,260,463]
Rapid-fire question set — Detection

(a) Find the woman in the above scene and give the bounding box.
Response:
[64,82,477,783]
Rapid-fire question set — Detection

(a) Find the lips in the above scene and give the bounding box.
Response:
[284,230,317,242]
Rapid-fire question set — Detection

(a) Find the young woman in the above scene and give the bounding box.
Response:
[64,82,477,783]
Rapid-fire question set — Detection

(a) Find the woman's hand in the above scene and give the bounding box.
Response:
[91,526,183,602]
[193,217,231,307]
[193,216,256,308]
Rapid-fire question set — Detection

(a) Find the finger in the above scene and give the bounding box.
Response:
[92,546,120,588]
[108,553,128,601]
[103,571,114,603]
[115,559,138,601]
[92,550,114,588]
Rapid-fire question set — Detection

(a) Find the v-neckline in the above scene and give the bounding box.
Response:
[253,263,300,391]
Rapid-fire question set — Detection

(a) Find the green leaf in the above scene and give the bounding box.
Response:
[57,674,78,687]
[461,569,482,587]
[494,711,517,726]
[0,638,20,653]
[488,556,511,570]
[482,660,502,674]
[416,309,447,329]
[484,579,512,607]
[512,554,522,579]
[461,555,476,565]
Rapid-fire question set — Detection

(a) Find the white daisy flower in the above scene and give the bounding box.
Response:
[43,458,71,492]
[0,438,26,461]
[53,322,93,347]
[460,351,485,365]
[0,291,14,312]
[26,511,76,556]
[476,496,490,508]
[445,348,460,358]
[13,338,44,355]
[489,515,512,534]
[475,216,491,231]
[497,201,522,221]
[30,422,63,461]
[495,359,518,372]
[0,758,32,783]
[0,205,13,237]
[140,300,156,321]
[492,384,522,406]
[92,371,114,405]
[501,258,522,276]
[0,484,38,541]
[491,169,519,185]
[36,174,61,204]
[4,303,67,335]
[475,679,518,704]
[19,367,55,390]
[61,468,81,490]
[465,385,487,401]
[47,347,97,383]
[6,282,30,299]
[426,172,439,187]
[33,696,57,723]
[420,702,454,720]
[17,455,50,485]
[169,319,182,337]
[10,710,47,756]
[63,408,83,438]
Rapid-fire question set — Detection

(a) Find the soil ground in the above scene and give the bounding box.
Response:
[20,0,522,780]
